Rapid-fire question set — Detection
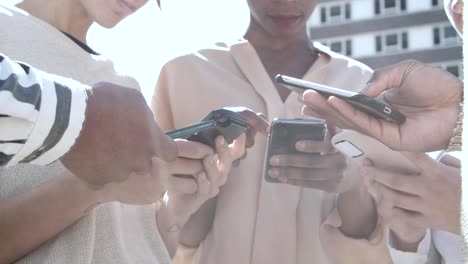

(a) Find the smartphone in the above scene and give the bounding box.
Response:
[276,74,406,124]
[166,108,249,147]
[264,118,327,183]
[331,130,417,173]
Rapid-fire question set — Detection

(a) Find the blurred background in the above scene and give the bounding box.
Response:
[3,0,463,101]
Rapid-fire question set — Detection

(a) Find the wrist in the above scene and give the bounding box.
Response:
[60,171,102,215]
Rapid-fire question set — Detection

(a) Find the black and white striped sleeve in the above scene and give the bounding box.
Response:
[0,53,88,167]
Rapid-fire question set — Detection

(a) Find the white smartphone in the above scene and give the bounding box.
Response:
[331,130,417,173]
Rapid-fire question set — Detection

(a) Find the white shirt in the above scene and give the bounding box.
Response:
[0,53,87,167]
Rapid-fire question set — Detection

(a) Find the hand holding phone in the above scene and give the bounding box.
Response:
[264,119,326,182]
[276,74,406,124]
[167,108,249,147]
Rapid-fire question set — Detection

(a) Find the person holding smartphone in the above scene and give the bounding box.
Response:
[151,0,435,262]
[299,0,464,262]
[0,1,248,263]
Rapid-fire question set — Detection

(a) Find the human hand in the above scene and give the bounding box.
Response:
[93,157,170,205]
[362,153,461,249]
[300,60,463,152]
[224,107,269,166]
[267,124,349,192]
[319,210,393,264]
[165,135,239,221]
[61,82,177,186]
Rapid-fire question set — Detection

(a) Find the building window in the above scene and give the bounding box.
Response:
[322,39,353,56]
[434,24,461,46]
[432,0,439,6]
[345,40,352,56]
[330,41,343,53]
[345,4,351,19]
[376,32,409,53]
[376,36,382,52]
[320,7,327,23]
[320,2,351,24]
[446,65,460,77]
[435,62,463,79]
[376,0,406,15]
[384,0,396,8]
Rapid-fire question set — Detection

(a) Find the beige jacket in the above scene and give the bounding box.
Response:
[153,40,402,264]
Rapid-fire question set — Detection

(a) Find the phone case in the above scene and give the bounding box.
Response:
[167,108,249,147]
[331,130,417,173]
[264,119,327,183]
[276,74,406,124]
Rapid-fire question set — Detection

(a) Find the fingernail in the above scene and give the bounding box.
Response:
[296,141,306,151]
[269,169,279,178]
[270,156,280,166]
[217,137,225,146]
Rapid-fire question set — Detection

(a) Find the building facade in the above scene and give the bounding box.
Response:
[308,0,463,78]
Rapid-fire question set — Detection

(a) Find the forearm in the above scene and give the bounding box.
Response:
[0,172,98,263]
[337,186,377,239]
[157,197,216,257]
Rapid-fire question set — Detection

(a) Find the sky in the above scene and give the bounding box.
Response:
[5,0,250,101]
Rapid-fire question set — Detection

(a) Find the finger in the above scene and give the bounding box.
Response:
[195,172,211,195]
[175,139,214,159]
[327,96,399,147]
[215,136,233,178]
[270,152,346,169]
[269,166,343,182]
[295,140,335,153]
[168,158,204,175]
[439,154,461,169]
[230,133,247,160]
[361,164,423,195]
[151,121,178,162]
[400,152,439,176]
[285,177,342,191]
[167,174,198,194]
[203,154,221,185]
[361,61,421,97]
[372,181,423,213]
[150,157,170,199]
[390,207,425,229]
[241,109,270,135]
[302,90,341,120]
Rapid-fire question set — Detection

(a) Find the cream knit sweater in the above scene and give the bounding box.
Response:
[0,4,171,264]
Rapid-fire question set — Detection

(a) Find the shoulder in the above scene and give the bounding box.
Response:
[160,41,241,75]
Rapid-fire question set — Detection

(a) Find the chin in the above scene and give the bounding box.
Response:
[97,19,122,29]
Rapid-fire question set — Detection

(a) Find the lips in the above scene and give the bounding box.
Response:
[270,15,302,27]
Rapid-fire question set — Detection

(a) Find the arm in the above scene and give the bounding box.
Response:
[0,156,171,263]
[0,171,97,263]
[151,66,222,254]
[0,53,87,167]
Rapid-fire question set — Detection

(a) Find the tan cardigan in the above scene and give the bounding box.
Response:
[153,40,402,264]
[0,4,171,264]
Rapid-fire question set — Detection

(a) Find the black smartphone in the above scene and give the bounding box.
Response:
[276,74,406,124]
[264,118,327,183]
[166,108,249,147]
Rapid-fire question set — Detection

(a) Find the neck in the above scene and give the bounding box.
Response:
[16,0,93,43]
[244,17,312,52]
